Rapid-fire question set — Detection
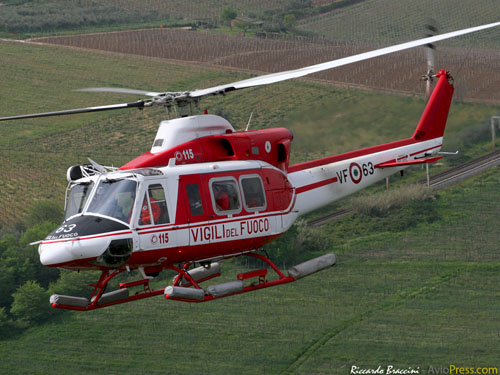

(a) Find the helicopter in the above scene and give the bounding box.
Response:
[1,22,499,311]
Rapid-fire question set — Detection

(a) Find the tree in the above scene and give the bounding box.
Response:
[264,219,329,266]
[283,14,296,31]
[221,7,237,27]
[10,280,51,326]
[235,20,253,36]
[0,307,12,337]
[25,200,63,228]
[0,235,33,310]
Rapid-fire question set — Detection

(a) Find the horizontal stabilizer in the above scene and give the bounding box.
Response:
[375,156,443,168]
[288,253,337,279]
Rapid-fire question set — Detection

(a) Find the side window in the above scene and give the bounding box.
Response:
[211,179,240,215]
[139,184,169,225]
[241,176,266,211]
[186,184,203,216]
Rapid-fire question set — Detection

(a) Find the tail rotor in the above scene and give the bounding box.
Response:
[423,19,439,99]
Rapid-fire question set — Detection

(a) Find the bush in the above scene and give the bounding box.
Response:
[350,184,433,217]
[342,184,440,235]
[264,219,329,266]
[49,270,99,298]
[10,281,51,326]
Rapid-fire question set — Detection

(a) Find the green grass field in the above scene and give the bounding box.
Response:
[0,169,499,374]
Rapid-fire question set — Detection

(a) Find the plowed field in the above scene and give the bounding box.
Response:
[35,28,500,103]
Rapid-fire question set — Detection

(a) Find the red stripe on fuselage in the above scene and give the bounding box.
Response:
[41,230,133,245]
[288,139,442,174]
[137,209,293,235]
[288,138,416,173]
[296,176,338,194]
[127,233,283,267]
[375,144,442,167]
[409,144,441,157]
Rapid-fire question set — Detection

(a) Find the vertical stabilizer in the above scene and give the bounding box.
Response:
[413,70,454,141]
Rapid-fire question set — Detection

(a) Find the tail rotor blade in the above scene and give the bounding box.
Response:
[425,19,438,99]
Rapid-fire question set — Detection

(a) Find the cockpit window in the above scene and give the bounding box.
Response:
[87,179,137,223]
[65,182,95,220]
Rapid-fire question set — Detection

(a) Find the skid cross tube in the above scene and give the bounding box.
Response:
[88,269,123,307]
[51,268,166,311]
[165,252,296,303]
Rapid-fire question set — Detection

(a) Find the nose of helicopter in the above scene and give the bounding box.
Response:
[39,241,76,266]
[39,215,132,268]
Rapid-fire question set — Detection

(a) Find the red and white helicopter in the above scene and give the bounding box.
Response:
[1,22,499,311]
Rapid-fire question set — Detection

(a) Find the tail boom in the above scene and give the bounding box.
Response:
[287,70,454,216]
[288,137,442,215]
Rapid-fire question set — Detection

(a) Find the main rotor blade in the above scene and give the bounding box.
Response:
[76,87,162,97]
[189,21,500,98]
[0,101,145,121]
[1,21,499,122]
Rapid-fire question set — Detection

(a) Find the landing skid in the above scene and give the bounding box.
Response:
[49,252,337,311]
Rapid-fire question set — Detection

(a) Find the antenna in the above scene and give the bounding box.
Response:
[87,157,107,174]
[245,112,254,131]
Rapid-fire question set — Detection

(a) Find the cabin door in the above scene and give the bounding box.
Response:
[179,175,212,246]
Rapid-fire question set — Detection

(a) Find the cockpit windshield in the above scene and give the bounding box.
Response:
[65,182,95,220]
[87,179,137,223]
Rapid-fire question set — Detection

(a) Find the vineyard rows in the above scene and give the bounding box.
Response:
[297,0,500,46]
[35,28,500,103]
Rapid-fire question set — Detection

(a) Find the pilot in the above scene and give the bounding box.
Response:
[110,198,128,222]
[214,184,230,211]
[140,193,161,225]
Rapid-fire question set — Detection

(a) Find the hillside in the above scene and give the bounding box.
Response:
[298,0,500,46]
[33,28,500,103]
[1,4,500,374]
[4,0,500,103]
[0,39,498,226]
[3,0,500,50]
[0,169,499,374]
[0,0,331,37]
